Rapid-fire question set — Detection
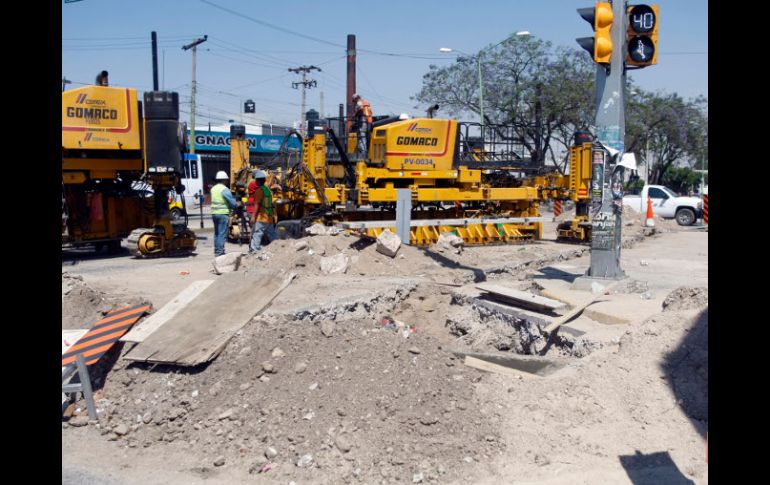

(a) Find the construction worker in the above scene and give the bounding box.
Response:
[95,70,109,86]
[210,171,237,256]
[249,170,277,253]
[352,94,372,153]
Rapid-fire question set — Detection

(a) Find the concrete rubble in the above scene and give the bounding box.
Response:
[212,252,242,275]
[62,220,708,484]
[376,229,401,258]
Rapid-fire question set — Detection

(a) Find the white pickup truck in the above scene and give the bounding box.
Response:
[622,185,703,226]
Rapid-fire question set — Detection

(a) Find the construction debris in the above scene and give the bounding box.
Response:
[376,229,401,257]
[124,271,295,366]
[212,252,242,275]
[319,253,349,274]
[62,221,707,484]
[476,282,566,313]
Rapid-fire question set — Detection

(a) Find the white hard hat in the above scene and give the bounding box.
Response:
[252,169,267,179]
[352,93,360,100]
[215,171,229,180]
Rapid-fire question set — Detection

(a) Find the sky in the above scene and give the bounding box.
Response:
[62,0,707,129]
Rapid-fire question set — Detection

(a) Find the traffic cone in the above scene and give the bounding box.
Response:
[645,197,655,227]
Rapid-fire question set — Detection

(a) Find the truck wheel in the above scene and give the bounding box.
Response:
[675,208,696,226]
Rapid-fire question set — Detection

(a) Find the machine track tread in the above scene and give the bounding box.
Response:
[126,227,197,258]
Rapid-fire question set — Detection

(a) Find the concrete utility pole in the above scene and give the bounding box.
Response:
[320,91,325,119]
[288,65,321,136]
[182,35,208,154]
[586,0,626,280]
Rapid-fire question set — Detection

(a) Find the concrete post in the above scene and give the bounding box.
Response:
[395,189,412,245]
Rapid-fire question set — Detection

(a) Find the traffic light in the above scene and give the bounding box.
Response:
[577,2,614,64]
[626,4,659,67]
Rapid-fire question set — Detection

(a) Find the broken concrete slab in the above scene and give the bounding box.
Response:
[471,298,550,327]
[454,351,570,378]
[436,233,464,249]
[376,229,401,258]
[476,283,566,313]
[535,278,664,326]
[264,276,419,320]
[212,253,242,275]
[320,254,349,274]
[583,294,665,325]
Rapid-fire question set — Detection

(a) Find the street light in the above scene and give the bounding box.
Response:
[440,31,530,130]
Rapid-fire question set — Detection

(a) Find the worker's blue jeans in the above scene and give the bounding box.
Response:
[250,221,277,253]
[212,214,229,256]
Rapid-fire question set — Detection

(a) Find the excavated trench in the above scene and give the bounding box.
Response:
[278,276,601,366]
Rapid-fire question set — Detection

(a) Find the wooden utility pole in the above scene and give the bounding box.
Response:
[182,35,208,154]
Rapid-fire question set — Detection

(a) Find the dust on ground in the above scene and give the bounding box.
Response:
[62,223,707,484]
[62,272,149,330]
[663,287,709,312]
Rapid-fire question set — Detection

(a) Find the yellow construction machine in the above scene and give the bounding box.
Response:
[62,84,196,257]
[555,131,594,243]
[250,115,594,246]
[225,124,254,243]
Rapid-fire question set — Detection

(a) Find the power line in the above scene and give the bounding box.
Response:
[200,0,345,49]
[227,73,292,92]
[191,86,302,107]
[63,34,201,41]
[202,49,288,71]
[208,36,299,67]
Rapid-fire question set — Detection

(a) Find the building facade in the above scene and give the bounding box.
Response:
[186,123,301,193]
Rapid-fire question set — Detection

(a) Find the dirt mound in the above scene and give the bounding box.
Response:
[239,234,440,280]
[62,272,150,330]
[663,309,708,423]
[62,272,113,329]
[472,308,708,483]
[82,311,502,483]
[662,287,708,312]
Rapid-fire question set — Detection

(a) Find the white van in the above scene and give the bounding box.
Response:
[179,153,203,208]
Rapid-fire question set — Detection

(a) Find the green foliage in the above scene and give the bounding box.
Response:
[414,35,595,172]
[625,92,708,184]
[661,166,702,195]
[625,177,646,195]
[414,35,708,180]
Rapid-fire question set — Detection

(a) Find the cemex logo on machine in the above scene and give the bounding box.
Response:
[407,123,431,134]
[75,94,106,106]
[84,132,93,141]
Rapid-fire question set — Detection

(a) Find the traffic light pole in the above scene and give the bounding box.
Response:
[586,0,626,281]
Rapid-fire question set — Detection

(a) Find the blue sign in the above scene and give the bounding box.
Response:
[187,129,301,153]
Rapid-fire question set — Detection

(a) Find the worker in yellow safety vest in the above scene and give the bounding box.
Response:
[210,171,237,256]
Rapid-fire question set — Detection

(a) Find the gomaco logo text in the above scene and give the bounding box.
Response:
[396,136,438,146]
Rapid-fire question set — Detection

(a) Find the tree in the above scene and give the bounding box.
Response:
[625,92,708,184]
[413,36,595,172]
[661,166,702,194]
[414,35,708,180]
